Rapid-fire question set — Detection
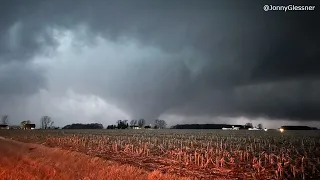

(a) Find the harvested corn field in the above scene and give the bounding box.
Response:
[1,129,320,179]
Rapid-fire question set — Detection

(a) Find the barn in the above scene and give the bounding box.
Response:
[24,124,36,130]
[0,124,9,129]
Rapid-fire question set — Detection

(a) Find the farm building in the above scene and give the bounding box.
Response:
[24,124,36,130]
[222,126,240,130]
[0,124,9,129]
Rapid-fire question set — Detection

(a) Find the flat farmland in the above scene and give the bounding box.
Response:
[0,129,319,179]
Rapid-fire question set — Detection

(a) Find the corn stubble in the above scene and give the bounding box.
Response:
[1,130,319,179]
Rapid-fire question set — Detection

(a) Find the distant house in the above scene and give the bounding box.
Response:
[248,127,262,131]
[0,124,9,129]
[24,124,36,130]
[233,125,245,129]
[222,126,240,130]
[131,126,141,129]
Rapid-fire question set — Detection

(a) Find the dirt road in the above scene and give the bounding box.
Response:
[0,137,189,180]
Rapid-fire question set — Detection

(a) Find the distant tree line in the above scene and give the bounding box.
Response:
[171,123,262,129]
[106,125,117,129]
[106,119,167,129]
[0,114,168,130]
[1,114,318,131]
[62,123,104,129]
[280,126,318,130]
[171,124,232,129]
[106,119,148,129]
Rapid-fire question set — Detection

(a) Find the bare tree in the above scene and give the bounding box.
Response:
[130,120,137,127]
[154,119,167,129]
[138,119,145,128]
[154,119,160,129]
[41,116,54,129]
[117,120,122,126]
[1,115,8,125]
[245,122,253,129]
[21,121,27,129]
[116,120,128,129]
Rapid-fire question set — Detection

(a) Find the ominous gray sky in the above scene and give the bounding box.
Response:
[1,0,320,128]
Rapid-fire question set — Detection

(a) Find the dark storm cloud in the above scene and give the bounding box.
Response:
[0,62,46,96]
[0,1,57,63]
[170,80,320,121]
[1,0,320,122]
